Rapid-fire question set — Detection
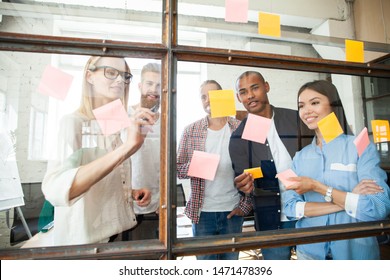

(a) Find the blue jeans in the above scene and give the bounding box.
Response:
[261,221,295,260]
[192,211,244,260]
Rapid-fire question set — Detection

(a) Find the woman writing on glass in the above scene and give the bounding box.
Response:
[42,56,153,246]
[283,80,390,260]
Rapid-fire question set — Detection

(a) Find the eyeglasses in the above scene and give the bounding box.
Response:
[91,66,133,84]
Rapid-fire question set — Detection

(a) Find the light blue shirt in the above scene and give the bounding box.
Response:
[283,134,390,259]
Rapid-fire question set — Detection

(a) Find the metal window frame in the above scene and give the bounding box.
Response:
[0,0,390,260]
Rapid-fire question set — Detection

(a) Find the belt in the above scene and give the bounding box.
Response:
[137,212,159,220]
[252,188,280,197]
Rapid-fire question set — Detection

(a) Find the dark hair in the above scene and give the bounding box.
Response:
[200,80,222,91]
[297,80,353,135]
[235,71,265,91]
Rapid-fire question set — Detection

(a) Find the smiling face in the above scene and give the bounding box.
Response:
[298,88,333,132]
[87,57,129,108]
[236,72,271,118]
[139,71,161,110]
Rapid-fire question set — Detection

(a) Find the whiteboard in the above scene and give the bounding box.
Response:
[0,132,25,211]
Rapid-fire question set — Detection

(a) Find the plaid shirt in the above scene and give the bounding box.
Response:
[177,116,253,224]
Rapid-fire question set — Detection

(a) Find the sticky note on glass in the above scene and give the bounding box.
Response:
[354,127,370,157]
[371,119,390,143]
[242,113,271,144]
[244,167,263,179]
[209,89,236,118]
[317,112,344,143]
[92,99,131,136]
[258,12,281,37]
[225,0,248,23]
[276,169,298,188]
[345,39,364,63]
[38,64,73,100]
[188,151,220,181]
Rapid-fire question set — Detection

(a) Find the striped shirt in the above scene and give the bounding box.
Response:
[177,116,253,223]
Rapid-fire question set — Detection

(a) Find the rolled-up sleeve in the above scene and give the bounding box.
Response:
[41,114,85,207]
[42,167,80,206]
[283,189,305,220]
[354,143,390,221]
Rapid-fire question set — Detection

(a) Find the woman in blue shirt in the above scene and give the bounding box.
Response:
[283,80,390,260]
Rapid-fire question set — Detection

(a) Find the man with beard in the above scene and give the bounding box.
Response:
[122,62,161,240]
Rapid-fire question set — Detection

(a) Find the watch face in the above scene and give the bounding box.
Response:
[324,187,333,202]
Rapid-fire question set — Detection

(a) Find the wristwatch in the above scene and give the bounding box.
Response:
[324,186,333,202]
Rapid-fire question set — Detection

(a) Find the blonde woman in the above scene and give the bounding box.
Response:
[42,56,154,245]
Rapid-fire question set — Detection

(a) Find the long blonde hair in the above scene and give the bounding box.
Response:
[78,56,131,119]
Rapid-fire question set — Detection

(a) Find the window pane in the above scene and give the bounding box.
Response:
[176,61,382,243]
[363,77,390,98]
[0,0,162,43]
[365,96,390,169]
[177,0,389,62]
[0,51,162,249]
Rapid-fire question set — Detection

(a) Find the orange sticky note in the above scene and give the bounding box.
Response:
[92,99,131,136]
[37,65,73,100]
[188,151,220,181]
[225,0,248,23]
[276,169,298,188]
[345,39,364,63]
[209,89,236,118]
[318,112,344,143]
[242,113,271,144]
[354,127,370,157]
[258,12,281,37]
[244,167,263,179]
[371,120,390,143]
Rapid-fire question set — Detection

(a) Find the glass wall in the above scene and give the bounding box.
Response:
[0,0,389,259]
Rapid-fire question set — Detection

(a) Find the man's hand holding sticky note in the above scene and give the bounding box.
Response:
[244,167,263,179]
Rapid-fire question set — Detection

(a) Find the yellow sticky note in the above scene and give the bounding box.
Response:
[258,12,281,37]
[318,112,344,143]
[209,89,237,118]
[244,167,263,179]
[371,120,390,143]
[345,39,364,63]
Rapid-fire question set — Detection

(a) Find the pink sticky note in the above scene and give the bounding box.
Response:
[276,169,298,188]
[187,151,220,181]
[242,113,272,144]
[354,127,370,157]
[92,99,131,136]
[37,65,73,100]
[225,0,248,23]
